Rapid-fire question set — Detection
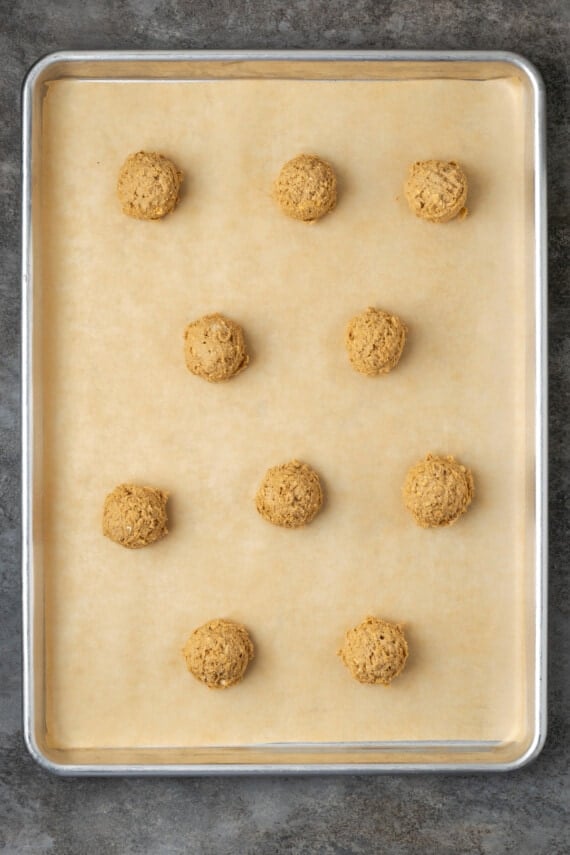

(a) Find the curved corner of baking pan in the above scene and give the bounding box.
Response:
[493,51,546,96]
[22,50,69,99]
[22,722,67,777]
[500,723,548,772]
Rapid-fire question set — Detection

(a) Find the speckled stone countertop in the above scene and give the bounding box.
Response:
[1,2,568,852]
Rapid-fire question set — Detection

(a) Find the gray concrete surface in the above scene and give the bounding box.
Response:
[1,1,568,853]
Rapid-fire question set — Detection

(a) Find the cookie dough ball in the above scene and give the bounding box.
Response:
[345,307,407,375]
[404,159,468,223]
[182,618,255,689]
[184,313,250,382]
[339,616,409,686]
[256,460,323,528]
[403,453,474,528]
[117,151,182,220]
[102,483,169,548]
[274,154,337,222]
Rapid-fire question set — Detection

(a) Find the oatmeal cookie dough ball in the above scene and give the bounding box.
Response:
[339,616,409,686]
[184,313,250,382]
[404,159,468,223]
[117,151,182,220]
[403,453,474,528]
[182,618,255,689]
[345,307,407,375]
[102,483,169,548]
[255,460,323,528]
[274,154,337,222]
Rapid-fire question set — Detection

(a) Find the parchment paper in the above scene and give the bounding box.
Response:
[40,76,530,748]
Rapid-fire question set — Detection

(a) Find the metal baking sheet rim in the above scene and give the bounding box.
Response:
[21,49,548,775]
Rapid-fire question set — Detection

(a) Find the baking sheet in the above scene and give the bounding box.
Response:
[37,74,533,751]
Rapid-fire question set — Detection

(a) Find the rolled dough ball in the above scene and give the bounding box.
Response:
[182,618,255,689]
[117,151,182,220]
[273,154,337,222]
[183,313,250,382]
[403,453,474,528]
[255,460,323,528]
[102,483,169,548]
[338,616,409,686]
[345,307,407,375]
[404,159,468,223]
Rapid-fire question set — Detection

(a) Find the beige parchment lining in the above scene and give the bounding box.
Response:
[39,77,531,749]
